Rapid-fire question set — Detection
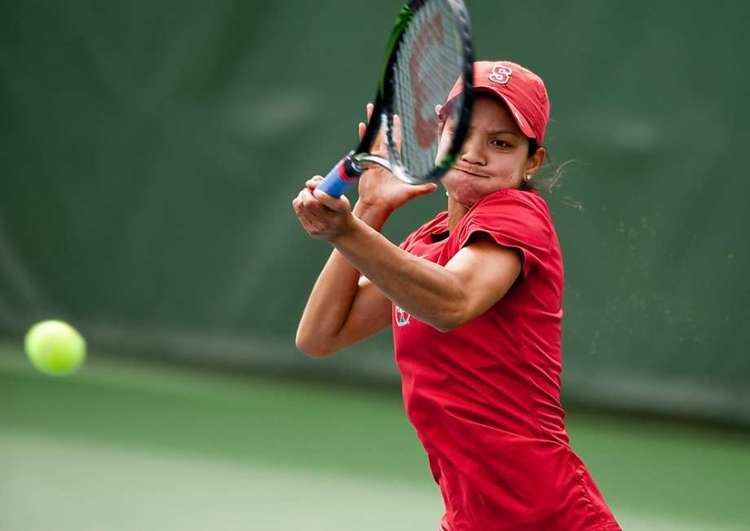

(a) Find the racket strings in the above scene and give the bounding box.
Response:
[390,0,467,181]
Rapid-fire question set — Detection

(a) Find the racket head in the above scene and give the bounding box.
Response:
[382,0,474,184]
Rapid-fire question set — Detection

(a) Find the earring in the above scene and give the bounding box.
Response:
[524,174,531,182]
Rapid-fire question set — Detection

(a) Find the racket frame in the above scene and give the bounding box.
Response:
[318,0,474,196]
[382,0,474,184]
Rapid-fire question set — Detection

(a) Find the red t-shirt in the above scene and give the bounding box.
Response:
[393,189,620,531]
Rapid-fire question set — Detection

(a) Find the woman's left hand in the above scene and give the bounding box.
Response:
[292,177,356,241]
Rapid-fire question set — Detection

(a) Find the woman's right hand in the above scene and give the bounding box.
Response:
[354,103,437,215]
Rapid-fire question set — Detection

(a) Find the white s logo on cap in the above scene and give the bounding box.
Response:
[489,65,512,85]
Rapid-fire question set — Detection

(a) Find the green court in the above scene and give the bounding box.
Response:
[2,344,748,531]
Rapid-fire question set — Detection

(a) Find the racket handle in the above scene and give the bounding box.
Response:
[318,156,362,197]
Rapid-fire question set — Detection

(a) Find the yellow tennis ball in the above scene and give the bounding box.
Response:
[24,320,86,376]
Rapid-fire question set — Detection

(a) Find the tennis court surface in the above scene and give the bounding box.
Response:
[2,344,748,531]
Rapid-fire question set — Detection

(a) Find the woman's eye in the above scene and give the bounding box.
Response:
[491,139,512,148]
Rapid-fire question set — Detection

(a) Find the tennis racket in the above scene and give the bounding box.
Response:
[318,0,474,197]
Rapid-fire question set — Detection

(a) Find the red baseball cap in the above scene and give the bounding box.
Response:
[444,60,551,144]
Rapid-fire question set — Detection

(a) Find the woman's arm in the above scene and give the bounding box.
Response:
[293,103,438,355]
[294,203,392,357]
[333,213,521,331]
[306,192,521,332]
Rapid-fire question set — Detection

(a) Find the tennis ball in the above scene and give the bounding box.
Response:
[24,320,86,376]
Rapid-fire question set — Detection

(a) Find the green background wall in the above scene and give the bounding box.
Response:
[1,1,748,422]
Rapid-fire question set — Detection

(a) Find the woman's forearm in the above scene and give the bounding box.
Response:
[295,203,392,354]
[332,216,466,332]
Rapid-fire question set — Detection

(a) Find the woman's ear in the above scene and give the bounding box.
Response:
[524,146,546,177]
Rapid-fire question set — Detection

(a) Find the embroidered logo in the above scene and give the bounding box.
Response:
[395,306,411,327]
[488,64,512,85]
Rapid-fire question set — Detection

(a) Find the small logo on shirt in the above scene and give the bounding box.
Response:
[489,64,512,85]
[395,306,411,327]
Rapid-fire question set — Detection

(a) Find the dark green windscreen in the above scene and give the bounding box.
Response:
[1,1,747,423]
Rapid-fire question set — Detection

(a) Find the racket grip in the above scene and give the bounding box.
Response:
[318,157,362,197]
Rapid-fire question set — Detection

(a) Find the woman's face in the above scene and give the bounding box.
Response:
[437,94,543,208]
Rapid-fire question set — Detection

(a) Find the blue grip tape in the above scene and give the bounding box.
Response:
[318,159,356,197]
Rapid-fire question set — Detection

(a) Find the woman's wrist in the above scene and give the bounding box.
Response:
[352,201,393,231]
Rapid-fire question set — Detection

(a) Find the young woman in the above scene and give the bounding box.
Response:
[292,60,621,531]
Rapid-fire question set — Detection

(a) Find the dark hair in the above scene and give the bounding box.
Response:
[519,139,570,195]
[527,139,539,158]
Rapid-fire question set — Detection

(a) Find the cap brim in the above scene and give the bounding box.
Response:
[440,85,536,141]
[474,86,536,140]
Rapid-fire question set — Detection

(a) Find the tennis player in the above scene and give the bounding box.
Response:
[293,60,621,530]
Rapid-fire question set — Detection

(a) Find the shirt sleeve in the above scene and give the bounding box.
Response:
[455,189,552,278]
[399,211,448,252]
[399,228,419,251]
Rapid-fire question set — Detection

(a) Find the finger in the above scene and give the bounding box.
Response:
[300,188,323,211]
[294,188,307,207]
[301,209,325,230]
[366,102,374,122]
[298,188,347,238]
[298,214,321,236]
[302,190,342,224]
[299,191,329,225]
[358,122,366,141]
[295,189,323,216]
[293,195,320,232]
[311,187,340,208]
[305,175,323,190]
[313,188,351,213]
[408,182,438,198]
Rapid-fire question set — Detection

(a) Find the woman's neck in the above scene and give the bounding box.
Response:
[447,196,470,232]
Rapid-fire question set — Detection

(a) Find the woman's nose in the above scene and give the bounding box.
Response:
[460,137,486,166]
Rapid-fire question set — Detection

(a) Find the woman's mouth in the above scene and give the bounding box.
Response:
[453,166,492,178]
